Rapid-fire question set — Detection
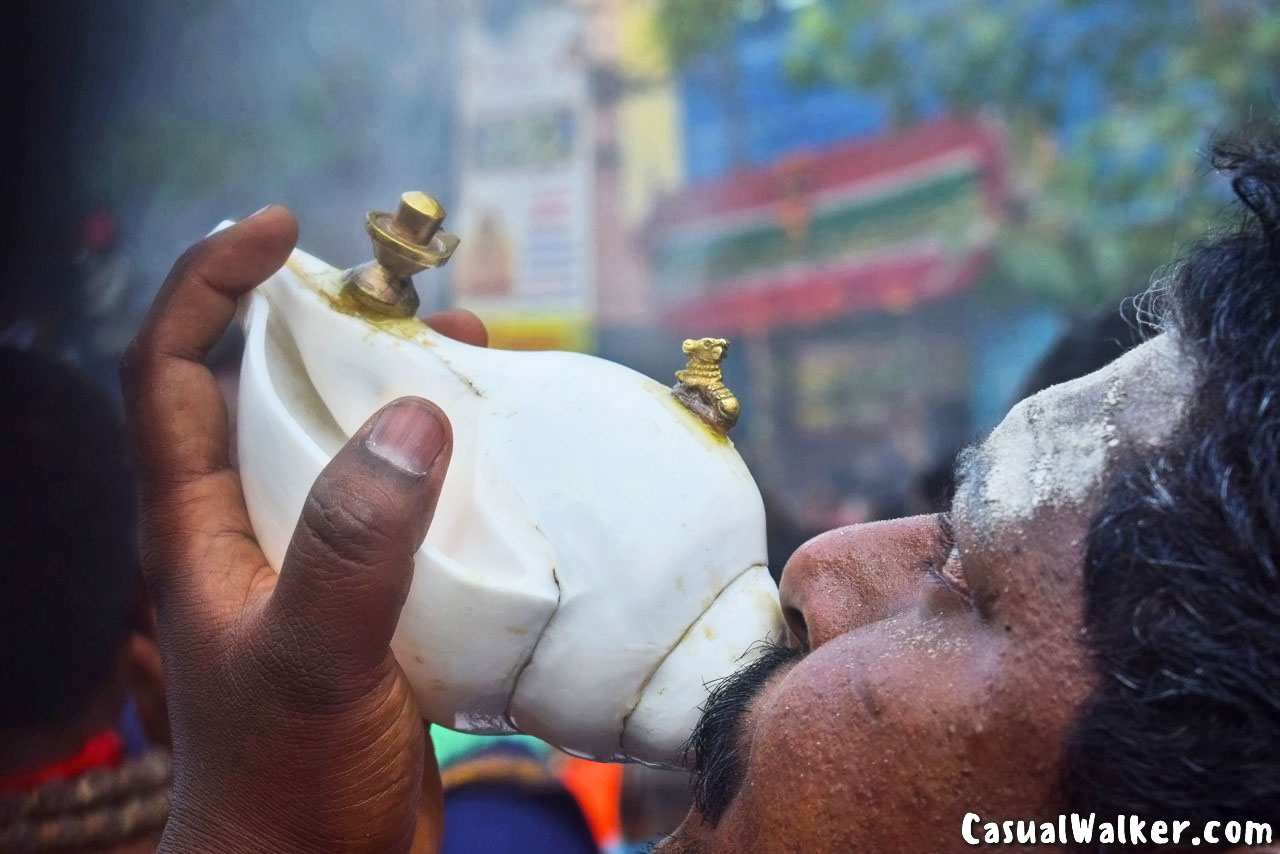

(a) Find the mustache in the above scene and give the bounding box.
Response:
[683,639,802,826]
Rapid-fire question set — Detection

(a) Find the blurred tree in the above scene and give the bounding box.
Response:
[654,0,1280,307]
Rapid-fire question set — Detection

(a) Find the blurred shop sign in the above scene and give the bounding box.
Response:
[455,2,595,351]
[646,115,1006,334]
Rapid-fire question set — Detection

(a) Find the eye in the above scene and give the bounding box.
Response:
[927,512,973,604]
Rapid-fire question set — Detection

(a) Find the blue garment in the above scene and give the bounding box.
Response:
[118,695,151,759]
[442,782,599,854]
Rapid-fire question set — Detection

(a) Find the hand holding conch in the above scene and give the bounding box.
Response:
[122,206,466,853]
[236,193,784,766]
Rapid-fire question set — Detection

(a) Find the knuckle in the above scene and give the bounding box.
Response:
[169,237,214,283]
[297,483,401,571]
[118,336,155,393]
[244,627,388,711]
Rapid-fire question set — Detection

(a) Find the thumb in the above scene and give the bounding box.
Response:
[268,397,452,669]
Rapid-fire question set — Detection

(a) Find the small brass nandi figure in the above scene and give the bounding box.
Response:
[672,337,740,436]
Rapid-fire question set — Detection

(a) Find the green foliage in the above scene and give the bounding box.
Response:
[657,0,1280,307]
[652,0,749,67]
[790,0,1280,306]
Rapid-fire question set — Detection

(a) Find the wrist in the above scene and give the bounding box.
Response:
[159,802,278,854]
[159,782,419,854]
[160,789,323,854]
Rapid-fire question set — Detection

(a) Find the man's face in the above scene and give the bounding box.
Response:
[659,333,1195,853]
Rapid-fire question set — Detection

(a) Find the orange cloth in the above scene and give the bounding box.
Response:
[559,757,623,849]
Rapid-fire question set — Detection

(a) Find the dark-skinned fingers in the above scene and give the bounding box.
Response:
[122,206,297,616]
[269,397,452,672]
[127,205,298,365]
[122,205,298,487]
[422,308,488,348]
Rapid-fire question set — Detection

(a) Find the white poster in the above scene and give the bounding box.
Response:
[454,3,594,349]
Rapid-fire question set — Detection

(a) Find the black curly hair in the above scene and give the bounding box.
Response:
[1064,126,1280,848]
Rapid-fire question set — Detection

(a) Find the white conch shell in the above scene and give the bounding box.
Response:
[235,233,783,766]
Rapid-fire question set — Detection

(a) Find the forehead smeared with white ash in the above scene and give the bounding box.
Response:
[961,333,1197,534]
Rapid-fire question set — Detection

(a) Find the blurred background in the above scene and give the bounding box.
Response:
[3,1,1275,850]
[9,0,1276,550]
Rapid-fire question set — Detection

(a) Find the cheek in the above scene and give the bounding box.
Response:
[717,619,1088,851]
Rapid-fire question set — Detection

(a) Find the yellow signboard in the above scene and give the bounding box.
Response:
[481,312,595,353]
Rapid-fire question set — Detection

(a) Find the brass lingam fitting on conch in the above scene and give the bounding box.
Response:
[672,337,740,436]
[343,191,460,317]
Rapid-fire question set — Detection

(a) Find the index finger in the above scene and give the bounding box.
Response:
[122,205,297,487]
[121,206,298,609]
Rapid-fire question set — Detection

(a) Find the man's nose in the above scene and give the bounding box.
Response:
[777,515,942,651]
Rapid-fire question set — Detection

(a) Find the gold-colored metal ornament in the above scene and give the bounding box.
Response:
[343,191,460,317]
[672,337,740,435]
